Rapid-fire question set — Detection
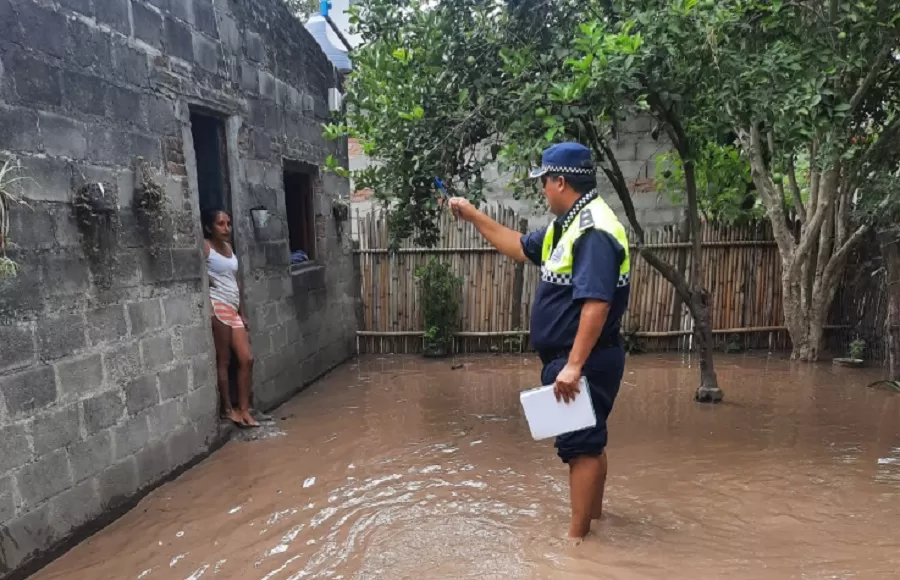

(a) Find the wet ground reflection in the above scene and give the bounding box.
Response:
[33,354,900,579]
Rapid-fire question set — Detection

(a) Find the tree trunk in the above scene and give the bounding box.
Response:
[690,288,722,401]
[592,125,722,402]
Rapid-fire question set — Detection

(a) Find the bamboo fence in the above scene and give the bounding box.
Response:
[353,205,868,356]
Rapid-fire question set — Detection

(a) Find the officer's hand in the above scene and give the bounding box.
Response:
[554,363,582,404]
[448,197,479,222]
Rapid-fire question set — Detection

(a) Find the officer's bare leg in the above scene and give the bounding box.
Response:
[568,455,605,538]
[591,452,608,520]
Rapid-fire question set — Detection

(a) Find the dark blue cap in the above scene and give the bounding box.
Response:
[529,142,595,179]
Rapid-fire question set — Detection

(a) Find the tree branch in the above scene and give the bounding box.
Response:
[821,223,870,292]
[742,124,796,262]
[791,165,838,282]
[637,246,693,303]
[849,45,891,113]
[787,155,806,225]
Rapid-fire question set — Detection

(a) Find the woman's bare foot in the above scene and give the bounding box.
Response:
[225,408,245,427]
[239,409,260,427]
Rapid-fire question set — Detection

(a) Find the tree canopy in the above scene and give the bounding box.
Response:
[327,0,900,371]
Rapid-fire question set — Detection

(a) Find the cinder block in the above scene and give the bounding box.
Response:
[112,415,150,461]
[244,30,266,63]
[109,86,143,128]
[148,97,179,136]
[58,0,94,16]
[57,346,103,398]
[145,399,185,442]
[37,313,87,362]
[219,13,241,54]
[132,1,164,49]
[140,333,174,371]
[114,43,150,88]
[69,430,113,483]
[87,130,131,166]
[0,504,52,573]
[11,53,62,105]
[171,248,202,281]
[29,404,81,455]
[40,253,91,297]
[0,423,33,474]
[171,0,194,23]
[18,2,66,59]
[193,0,218,38]
[135,439,170,489]
[38,112,87,159]
[94,0,130,34]
[48,477,101,537]
[124,374,160,415]
[178,325,212,359]
[98,456,138,509]
[166,18,194,62]
[141,250,175,284]
[190,356,215,392]
[163,295,198,327]
[82,390,125,435]
[0,475,17,524]
[15,155,73,203]
[185,382,215,423]
[240,63,259,92]
[192,31,219,73]
[0,323,36,372]
[103,341,143,384]
[158,364,189,401]
[17,448,73,507]
[128,299,163,336]
[63,71,108,117]
[166,425,201,468]
[66,18,113,71]
[0,365,56,418]
[0,105,40,152]
[86,305,128,346]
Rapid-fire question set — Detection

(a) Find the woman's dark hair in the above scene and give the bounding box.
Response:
[201,207,227,239]
[542,173,598,196]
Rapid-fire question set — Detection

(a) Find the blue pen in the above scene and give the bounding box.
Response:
[434,177,449,200]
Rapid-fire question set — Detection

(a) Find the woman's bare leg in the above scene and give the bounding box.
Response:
[230,326,258,427]
[211,317,243,425]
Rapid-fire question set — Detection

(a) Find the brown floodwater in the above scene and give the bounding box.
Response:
[31,354,900,580]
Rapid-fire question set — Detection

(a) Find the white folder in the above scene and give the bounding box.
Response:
[519,377,596,441]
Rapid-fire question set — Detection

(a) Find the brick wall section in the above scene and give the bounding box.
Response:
[0,0,356,576]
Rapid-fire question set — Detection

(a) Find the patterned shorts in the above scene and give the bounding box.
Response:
[211,299,245,328]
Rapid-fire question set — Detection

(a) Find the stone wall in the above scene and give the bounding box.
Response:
[0,0,356,576]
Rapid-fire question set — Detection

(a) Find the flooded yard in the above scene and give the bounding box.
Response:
[32,354,900,579]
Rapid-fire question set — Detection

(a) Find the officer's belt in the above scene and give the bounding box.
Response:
[539,334,622,365]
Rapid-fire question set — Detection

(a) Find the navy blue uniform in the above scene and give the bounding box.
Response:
[521,211,630,463]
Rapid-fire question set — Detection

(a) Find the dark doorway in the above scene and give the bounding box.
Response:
[190,110,231,214]
[189,110,242,412]
[283,165,317,263]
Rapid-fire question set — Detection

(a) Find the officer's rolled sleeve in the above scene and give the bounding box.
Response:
[520,227,547,267]
[572,230,624,302]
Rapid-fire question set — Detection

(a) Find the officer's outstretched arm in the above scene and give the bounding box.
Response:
[448,198,527,262]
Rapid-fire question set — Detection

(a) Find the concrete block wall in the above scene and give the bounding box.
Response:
[348,114,683,234]
[0,0,356,576]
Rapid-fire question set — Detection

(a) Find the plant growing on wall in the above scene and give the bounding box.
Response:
[0,158,29,279]
[415,257,462,357]
[134,157,174,258]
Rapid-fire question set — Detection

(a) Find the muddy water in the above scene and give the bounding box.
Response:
[32,355,900,580]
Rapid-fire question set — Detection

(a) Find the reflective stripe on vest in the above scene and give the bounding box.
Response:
[540,195,630,288]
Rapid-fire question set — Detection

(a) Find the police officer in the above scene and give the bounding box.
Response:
[448,142,630,539]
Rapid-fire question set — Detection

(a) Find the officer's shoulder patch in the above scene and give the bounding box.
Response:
[579,209,595,230]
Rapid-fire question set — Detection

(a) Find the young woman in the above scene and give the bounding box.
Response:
[201,208,259,428]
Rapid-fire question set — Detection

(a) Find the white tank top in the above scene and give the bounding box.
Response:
[206,244,240,310]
